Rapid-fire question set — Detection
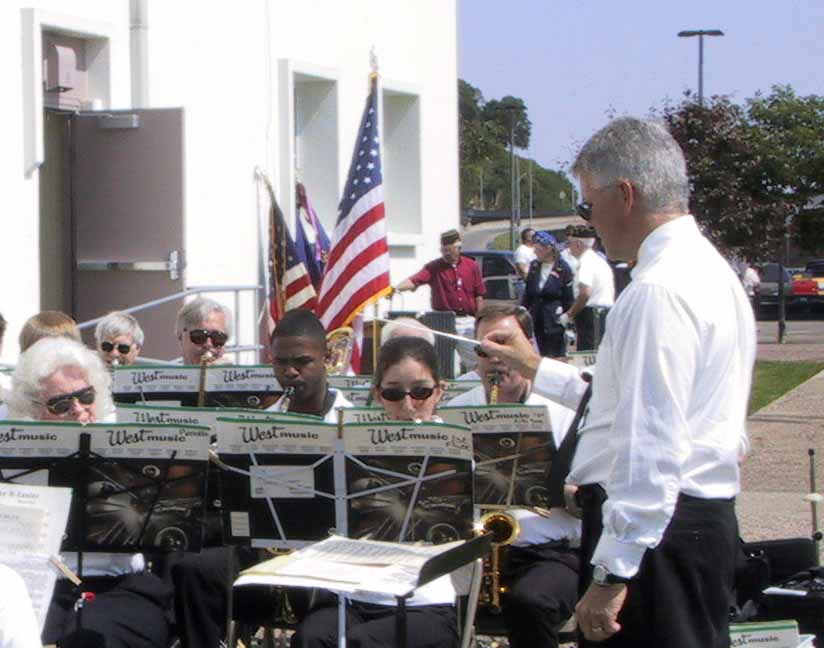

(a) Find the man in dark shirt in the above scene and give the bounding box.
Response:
[394,229,486,368]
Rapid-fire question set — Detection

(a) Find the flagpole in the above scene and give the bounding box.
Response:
[372,302,379,374]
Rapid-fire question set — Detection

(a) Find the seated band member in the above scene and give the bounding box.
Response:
[19,310,81,352]
[6,337,171,648]
[95,311,144,368]
[291,336,459,648]
[448,305,580,648]
[172,310,352,648]
[176,297,232,365]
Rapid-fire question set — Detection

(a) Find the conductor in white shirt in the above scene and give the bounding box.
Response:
[478,116,756,648]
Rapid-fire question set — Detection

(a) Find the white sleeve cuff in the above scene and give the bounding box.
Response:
[590,533,647,579]
[533,357,590,411]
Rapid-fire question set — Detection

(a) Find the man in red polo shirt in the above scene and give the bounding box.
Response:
[394,229,486,367]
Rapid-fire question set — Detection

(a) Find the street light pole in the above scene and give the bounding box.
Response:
[677,29,724,106]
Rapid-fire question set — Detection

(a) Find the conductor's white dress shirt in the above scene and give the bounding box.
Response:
[532,216,756,578]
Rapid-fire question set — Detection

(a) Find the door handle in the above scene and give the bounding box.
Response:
[77,250,183,280]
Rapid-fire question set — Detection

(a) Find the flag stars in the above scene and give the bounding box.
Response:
[363,177,371,184]
[354,179,359,185]
[370,149,377,157]
[367,162,375,170]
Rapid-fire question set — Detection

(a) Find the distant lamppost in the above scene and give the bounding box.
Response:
[677,29,724,106]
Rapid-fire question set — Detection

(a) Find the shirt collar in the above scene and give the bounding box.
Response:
[631,215,696,279]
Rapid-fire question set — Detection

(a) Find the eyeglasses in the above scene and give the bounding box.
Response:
[379,386,436,402]
[576,202,593,221]
[101,341,132,355]
[43,386,96,415]
[187,328,228,347]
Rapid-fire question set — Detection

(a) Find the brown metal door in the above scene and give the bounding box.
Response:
[71,109,185,360]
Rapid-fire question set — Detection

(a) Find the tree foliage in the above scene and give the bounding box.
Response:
[458,79,574,211]
[659,86,824,260]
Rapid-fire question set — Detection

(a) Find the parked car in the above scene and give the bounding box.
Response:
[463,250,525,305]
[759,263,791,308]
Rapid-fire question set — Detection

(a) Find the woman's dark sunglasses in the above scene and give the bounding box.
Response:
[44,386,96,415]
[576,202,593,221]
[101,341,132,354]
[187,328,228,347]
[379,386,436,402]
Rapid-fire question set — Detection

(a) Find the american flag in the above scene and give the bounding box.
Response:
[260,172,317,322]
[316,76,390,331]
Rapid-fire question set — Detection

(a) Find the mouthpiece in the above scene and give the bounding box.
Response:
[281,386,295,412]
[201,350,214,364]
[111,358,120,367]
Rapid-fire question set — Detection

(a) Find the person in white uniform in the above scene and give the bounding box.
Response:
[513,227,537,278]
[559,227,614,352]
[478,116,756,648]
[448,305,580,648]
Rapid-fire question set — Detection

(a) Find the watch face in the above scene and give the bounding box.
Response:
[593,564,608,584]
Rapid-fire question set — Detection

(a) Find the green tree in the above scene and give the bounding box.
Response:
[482,96,532,149]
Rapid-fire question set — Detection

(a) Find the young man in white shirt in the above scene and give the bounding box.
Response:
[478,117,756,648]
[172,310,352,648]
[560,228,614,351]
[448,305,580,648]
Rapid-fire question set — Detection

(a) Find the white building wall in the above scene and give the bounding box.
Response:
[0,0,458,363]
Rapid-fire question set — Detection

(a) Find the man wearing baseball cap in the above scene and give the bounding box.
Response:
[394,229,486,367]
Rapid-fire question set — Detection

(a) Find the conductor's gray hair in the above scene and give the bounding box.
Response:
[572,117,689,214]
[95,311,145,347]
[380,318,436,347]
[174,297,233,339]
[7,337,114,421]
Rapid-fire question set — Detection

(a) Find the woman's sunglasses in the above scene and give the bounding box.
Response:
[44,386,96,415]
[101,341,132,354]
[187,329,228,347]
[379,386,436,402]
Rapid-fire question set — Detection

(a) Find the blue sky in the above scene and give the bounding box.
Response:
[459,0,824,173]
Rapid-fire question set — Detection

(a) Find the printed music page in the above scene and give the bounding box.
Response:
[0,482,72,630]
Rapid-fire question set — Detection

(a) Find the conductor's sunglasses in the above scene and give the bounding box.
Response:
[101,341,132,355]
[379,386,436,402]
[44,386,96,415]
[576,202,593,221]
[187,328,228,347]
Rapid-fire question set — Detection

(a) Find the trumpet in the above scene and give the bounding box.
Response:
[477,510,520,614]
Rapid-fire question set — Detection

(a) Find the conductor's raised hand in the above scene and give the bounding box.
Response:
[477,326,541,380]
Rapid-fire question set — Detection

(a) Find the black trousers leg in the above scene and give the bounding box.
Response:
[170,546,259,648]
[503,545,579,648]
[292,600,457,648]
[43,573,172,648]
[578,487,738,648]
[574,309,596,351]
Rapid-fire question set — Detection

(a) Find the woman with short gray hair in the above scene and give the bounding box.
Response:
[7,336,114,422]
[175,297,233,365]
[94,311,145,367]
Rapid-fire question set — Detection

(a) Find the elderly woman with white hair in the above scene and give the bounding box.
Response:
[7,337,115,423]
[94,311,144,368]
[6,337,172,647]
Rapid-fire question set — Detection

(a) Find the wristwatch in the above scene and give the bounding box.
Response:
[592,564,631,586]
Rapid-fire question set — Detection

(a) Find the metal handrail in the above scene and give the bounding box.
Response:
[77,284,266,363]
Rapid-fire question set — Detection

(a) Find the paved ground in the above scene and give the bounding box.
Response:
[740,319,824,557]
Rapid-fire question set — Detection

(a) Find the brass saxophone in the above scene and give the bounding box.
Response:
[196,350,214,407]
[478,510,520,614]
[488,371,501,405]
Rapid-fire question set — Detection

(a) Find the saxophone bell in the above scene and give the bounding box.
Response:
[477,510,520,614]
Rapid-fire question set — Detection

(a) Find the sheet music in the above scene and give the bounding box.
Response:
[237,535,465,596]
[112,366,200,395]
[438,404,553,509]
[340,407,390,424]
[204,365,281,392]
[0,483,72,630]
